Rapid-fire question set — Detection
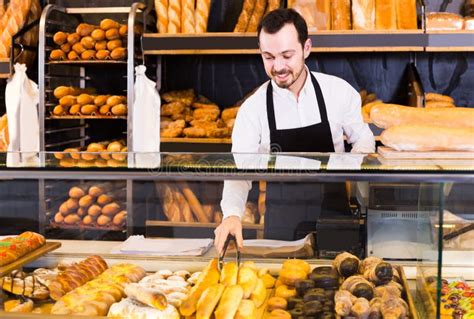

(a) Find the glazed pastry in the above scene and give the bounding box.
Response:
[275,285,297,300]
[360,257,393,285]
[267,296,287,311]
[279,268,307,287]
[341,275,375,301]
[333,252,360,278]
[287,297,303,310]
[124,283,167,310]
[351,297,371,318]
[335,290,356,316]
[303,300,323,316]
[0,232,46,266]
[303,288,326,303]
[295,279,315,296]
[1,270,51,299]
[4,298,34,313]
[311,273,339,289]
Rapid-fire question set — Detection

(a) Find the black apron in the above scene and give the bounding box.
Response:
[264,72,351,240]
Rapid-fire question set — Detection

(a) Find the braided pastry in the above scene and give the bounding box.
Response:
[246,0,267,32]
[181,0,195,33]
[234,0,256,32]
[1,270,51,300]
[0,0,32,57]
[167,0,181,33]
[155,0,168,33]
[195,0,211,33]
[0,232,45,266]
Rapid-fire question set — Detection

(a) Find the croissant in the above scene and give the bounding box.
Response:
[333,252,360,278]
[380,295,409,318]
[341,275,375,301]
[351,297,371,318]
[335,290,356,316]
[360,257,393,285]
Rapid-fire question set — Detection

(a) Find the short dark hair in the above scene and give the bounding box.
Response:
[257,8,308,46]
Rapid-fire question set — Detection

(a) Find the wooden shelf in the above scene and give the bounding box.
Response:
[143,31,426,55]
[146,220,263,230]
[161,137,231,144]
[48,60,127,65]
[425,31,474,52]
[48,115,127,120]
[49,222,125,231]
[0,241,61,277]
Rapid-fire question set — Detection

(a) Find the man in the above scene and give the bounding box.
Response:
[214,9,375,253]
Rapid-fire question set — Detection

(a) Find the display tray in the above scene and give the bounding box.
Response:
[0,241,61,277]
[47,115,127,120]
[161,137,232,144]
[146,220,263,230]
[49,221,125,232]
[47,60,126,65]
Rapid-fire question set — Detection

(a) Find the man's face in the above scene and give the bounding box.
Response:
[259,23,311,89]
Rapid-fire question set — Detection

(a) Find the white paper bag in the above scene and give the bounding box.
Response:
[132,65,161,168]
[5,63,39,166]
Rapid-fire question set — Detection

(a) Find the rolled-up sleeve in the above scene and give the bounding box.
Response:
[342,87,375,153]
[221,102,261,219]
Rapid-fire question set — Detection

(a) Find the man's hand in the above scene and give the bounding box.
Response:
[214,216,244,254]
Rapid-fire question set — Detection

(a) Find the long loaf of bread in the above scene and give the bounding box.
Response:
[168,0,181,33]
[246,0,267,32]
[380,125,474,152]
[178,182,211,223]
[181,0,196,33]
[315,0,331,30]
[155,0,169,33]
[331,0,351,30]
[396,0,417,29]
[195,0,211,33]
[0,0,32,57]
[234,0,256,32]
[370,104,474,129]
[375,0,397,29]
[352,0,375,30]
[265,0,280,14]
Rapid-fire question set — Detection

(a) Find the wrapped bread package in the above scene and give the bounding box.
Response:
[396,0,417,29]
[375,0,397,30]
[426,12,464,31]
[370,104,474,129]
[381,125,474,152]
[352,0,375,30]
[331,0,351,30]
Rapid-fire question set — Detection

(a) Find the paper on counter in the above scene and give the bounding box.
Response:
[111,236,213,256]
[274,155,321,170]
[327,153,364,170]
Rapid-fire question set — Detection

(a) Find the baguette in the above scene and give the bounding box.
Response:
[214,285,244,319]
[265,0,280,14]
[196,283,225,319]
[195,0,211,33]
[181,0,196,34]
[235,299,257,319]
[375,0,397,29]
[380,125,474,152]
[155,0,169,33]
[396,0,417,29]
[234,0,256,32]
[352,0,375,30]
[238,266,258,299]
[370,104,474,129]
[178,182,210,222]
[246,0,267,32]
[425,92,454,104]
[220,261,238,287]
[331,0,351,30]
[168,0,181,33]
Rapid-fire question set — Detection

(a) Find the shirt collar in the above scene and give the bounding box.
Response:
[271,66,312,101]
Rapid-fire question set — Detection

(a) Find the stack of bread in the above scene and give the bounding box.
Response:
[52,182,127,229]
[176,258,275,318]
[0,0,41,62]
[288,0,417,31]
[155,0,212,33]
[0,232,45,266]
[234,0,281,32]
[359,89,382,123]
[426,11,474,31]
[50,18,128,61]
[52,86,127,117]
[108,269,199,318]
[160,89,237,139]
[369,103,474,152]
[0,114,8,152]
[51,263,146,316]
[54,140,127,168]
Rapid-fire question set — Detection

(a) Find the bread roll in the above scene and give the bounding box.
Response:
[54,212,64,223]
[195,0,211,33]
[110,47,126,60]
[80,36,95,49]
[91,29,106,41]
[53,31,68,45]
[331,0,351,30]
[111,104,127,115]
[81,50,96,60]
[167,0,181,33]
[250,278,266,308]
[425,92,454,104]
[375,0,397,29]
[87,142,106,152]
[94,95,109,106]
[97,215,111,226]
[118,24,128,37]
[95,40,107,51]
[50,49,65,60]
[79,195,94,208]
[214,285,244,319]
[76,23,95,37]
[155,0,169,33]
[97,194,113,206]
[352,0,375,30]
[72,42,86,54]
[64,214,81,225]
[380,125,474,152]
[88,204,102,217]
[60,43,71,53]
[370,104,474,129]
[238,267,258,299]
[67,51,79,60]
[396,0,417,29]
[235,299,257,319]
[234,0,256,32]
[102,202,121,216]
[105,28,120,40]
[113,210,127,225]
[95,49,110,60]
[181,0,196,34]
[77,207,87,217]
[52,105,66,115]
[69,186,86,198]
[220,262,238,286]
[196,283,225,319]
[65,198,79,211]
[67,33,80,44]
[82,215,95,225]
[246,0,266,32]
[54,86,74,99]
[106,39,122,51]
[100,18,119,30]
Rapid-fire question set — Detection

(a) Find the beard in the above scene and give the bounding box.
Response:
[271,62,305,89]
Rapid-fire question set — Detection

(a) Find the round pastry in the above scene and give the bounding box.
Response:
[269,309,292,319]
[279,268,307,287]
[339,257,360,278]
[295,279,315,296]
[4,298,34,313]
[303,300,323,316]
[303,289,326,303]
[267,297,288,311]
[282,259,311,274]
[311,266,335,275]
[289,307,304,318]
[311,274,339,289]
[352,282,374,300]
[287,297,304,310]
[275,285,297,300]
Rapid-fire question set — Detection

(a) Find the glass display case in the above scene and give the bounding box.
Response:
[0,151,473,318]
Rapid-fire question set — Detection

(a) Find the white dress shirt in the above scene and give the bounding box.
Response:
[221,69,375,219]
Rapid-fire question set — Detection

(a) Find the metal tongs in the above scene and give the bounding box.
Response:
[218,234,241,271]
